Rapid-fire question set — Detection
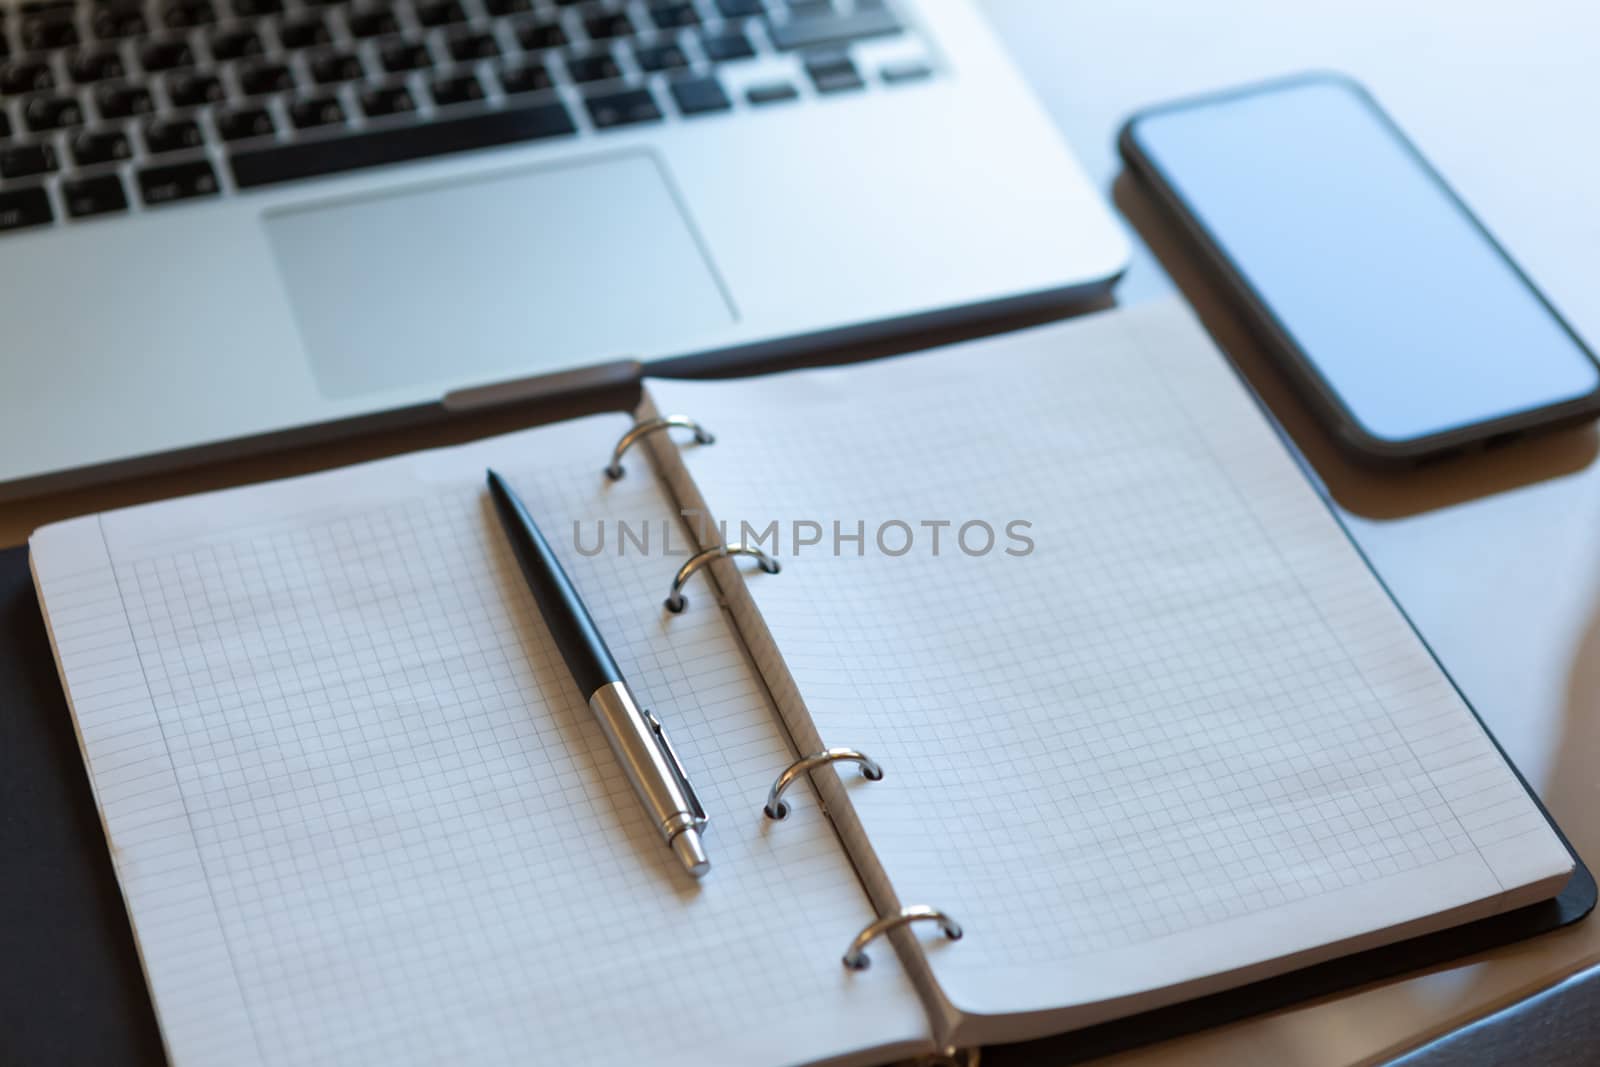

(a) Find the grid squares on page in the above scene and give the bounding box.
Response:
[650,309,1523,980]
[58,449,923,1067]
[734,456,1473,963]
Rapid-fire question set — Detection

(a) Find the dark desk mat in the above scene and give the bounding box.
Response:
[1,544,165,1065]
[1,541,1591,1066]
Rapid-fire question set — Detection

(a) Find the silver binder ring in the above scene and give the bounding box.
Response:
[764,748,883,820]
[843,906,963,972]
[664,543,780,613]
[604,416,715,480]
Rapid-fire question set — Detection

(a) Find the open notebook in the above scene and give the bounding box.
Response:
[32,300,1573,1065]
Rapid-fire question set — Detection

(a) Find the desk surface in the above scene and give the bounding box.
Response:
[4,3,1598,1065]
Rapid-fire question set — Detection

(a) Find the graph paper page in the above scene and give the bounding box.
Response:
[648,300,1572,1042]
[30,415,931,1067]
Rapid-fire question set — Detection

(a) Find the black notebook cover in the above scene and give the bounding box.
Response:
[1,541,1591,1066]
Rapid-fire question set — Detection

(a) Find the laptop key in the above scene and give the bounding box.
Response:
[230,98,576,188]
[96,83,156,117]
[290,95,346,129]
[496,61,552,95]
[216,105,275,140]
[700,29,755,61]
[565,51,620,83]
[584,87,661,128]
[138,159,220,204]
[346,7,400,38]
[0,142,58,179]
[0,186,53,231]
[359,84,417,118]
[71,127,134,165]
[162,1,218,29]
[167,71,225,106]
[209,27,265,60]
[309,50,365,85]
[379,39,433,73]
[62,173,129,218]
[415,0,468,27]
[514,19,566,50]
[68,49,127,84]
[91,3,149,40]
[648,2,699,28]
[634,41,687,72]
[20,13,79,51]
[768,7,900,50]
[24,95,85,132]
[277,15,331,49]
[0,114,10,140]
[237,61,295,95]
[0,60,54,94]
[431,72,485,107]
[139,38,196,72]
[231,0,285,15]
[715,0,765,15]
[448,31,500,61]
[143,117,205,154]
[879,59,931,84]
[669,75,729,116]
[805,52,862,94]
[746,81,798,105]
[584,11,635,40]
[484,0,531,13]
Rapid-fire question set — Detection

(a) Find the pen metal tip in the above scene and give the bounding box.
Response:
[672,829,710,879]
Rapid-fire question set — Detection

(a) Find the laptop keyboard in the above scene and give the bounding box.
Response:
[0,0,930,232]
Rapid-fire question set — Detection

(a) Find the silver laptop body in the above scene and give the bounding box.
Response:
[0,0,1127,496]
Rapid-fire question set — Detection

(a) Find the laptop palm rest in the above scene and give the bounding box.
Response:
[264,151,734,400]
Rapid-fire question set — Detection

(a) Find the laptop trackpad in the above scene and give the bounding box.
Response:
[265,152,734,400]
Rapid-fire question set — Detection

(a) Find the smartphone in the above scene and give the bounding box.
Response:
[1119,72,1600,464]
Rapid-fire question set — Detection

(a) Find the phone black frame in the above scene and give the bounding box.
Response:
[1118,70,1600,466]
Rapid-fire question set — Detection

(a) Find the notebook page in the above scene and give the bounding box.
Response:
[647,300,1573,1045]
[30,414,931,1067]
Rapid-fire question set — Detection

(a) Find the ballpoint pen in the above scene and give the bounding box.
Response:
[486,469,710,878]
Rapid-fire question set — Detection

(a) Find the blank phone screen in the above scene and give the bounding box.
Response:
[1129,77,1600,444]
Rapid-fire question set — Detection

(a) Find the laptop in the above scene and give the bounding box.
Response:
[0,0,1128,496]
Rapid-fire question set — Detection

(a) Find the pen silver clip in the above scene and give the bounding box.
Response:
[645,710,707,829]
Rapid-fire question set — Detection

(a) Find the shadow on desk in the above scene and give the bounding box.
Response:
[1111,173,1599,521]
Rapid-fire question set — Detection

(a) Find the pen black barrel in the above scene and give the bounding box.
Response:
[487,471,623,697]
